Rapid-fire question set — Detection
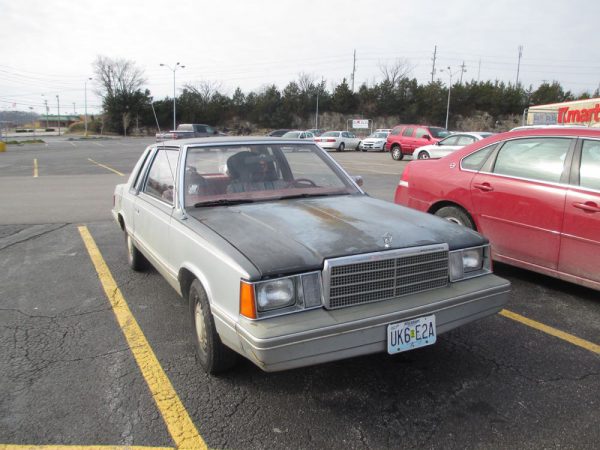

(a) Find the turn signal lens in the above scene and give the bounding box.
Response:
[239,281,257,319]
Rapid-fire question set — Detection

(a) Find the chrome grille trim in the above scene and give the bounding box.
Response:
[322,244,449,309]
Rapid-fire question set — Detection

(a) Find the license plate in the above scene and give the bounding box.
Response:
[387,314,437,354]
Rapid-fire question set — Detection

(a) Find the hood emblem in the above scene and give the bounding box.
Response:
[382,232,393,248]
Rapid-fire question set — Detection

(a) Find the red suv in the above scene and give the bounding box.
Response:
[385,125,450,160]
[394,127,600,291]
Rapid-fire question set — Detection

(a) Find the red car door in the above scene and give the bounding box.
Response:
[558,139,600,287]
[470,137,573,270]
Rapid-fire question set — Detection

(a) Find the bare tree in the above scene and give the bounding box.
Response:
[184,80,223,103]
[378,59,413,86]
[297,72,317,93]
[93,56,145,98]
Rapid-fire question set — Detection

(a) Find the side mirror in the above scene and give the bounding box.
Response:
[423,134,431,141]
[353,175,364,187]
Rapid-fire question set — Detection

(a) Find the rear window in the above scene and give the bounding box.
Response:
[321,131,340,137]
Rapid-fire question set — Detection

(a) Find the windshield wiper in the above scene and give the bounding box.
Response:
[278,192,348,200]
[194,199,255,207]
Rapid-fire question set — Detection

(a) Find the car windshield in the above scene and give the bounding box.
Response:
[369,132,388,138]
[429,127,450,138]
[183,143,360,207]
[321,131,340,137]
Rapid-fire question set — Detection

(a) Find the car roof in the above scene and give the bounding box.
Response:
[155,136,318,146]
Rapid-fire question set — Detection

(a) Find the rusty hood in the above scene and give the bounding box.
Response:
[188,194,486,277]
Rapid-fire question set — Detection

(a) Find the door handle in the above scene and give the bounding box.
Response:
[473,183,494,192]
[572,202,600,213]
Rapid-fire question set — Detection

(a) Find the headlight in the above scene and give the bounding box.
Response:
[240,272,323,319]
[256,279,295,311]
[449,245,491,282]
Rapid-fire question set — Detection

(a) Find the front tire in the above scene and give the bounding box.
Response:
[417,151,430,160]
[189,280,237,374]
[434,206,475,229]
[125,232,148,271]
[391,145,404,161]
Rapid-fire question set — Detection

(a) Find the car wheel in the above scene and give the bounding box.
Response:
[189,279,237,374]
[125,232,148,271]
[391,145,404,161]
[417,151,430,160]
[434,206,475,229]
[337,142,345,152]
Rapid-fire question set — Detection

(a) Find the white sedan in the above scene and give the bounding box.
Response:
[281,130,315,140]
[359,131,390,152]
[315,131,361,151]
[414,132,493,159]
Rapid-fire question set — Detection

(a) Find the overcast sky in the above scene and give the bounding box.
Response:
[1,0,599,115]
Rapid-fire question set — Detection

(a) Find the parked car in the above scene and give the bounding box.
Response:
[414,132,493,159]
[394,128,600,291]
[315,130,361,151]
[156,123,223,142]
[281,130,315,140]
[385,125,450,160]
[112,136,510,374]
[359,131,390,152]
[306,128,325,136]
[267,129,292,137]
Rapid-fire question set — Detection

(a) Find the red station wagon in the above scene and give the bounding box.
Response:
[385,124,450,160]
[394,128,600,291]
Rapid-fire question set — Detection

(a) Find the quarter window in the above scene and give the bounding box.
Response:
[580,140,600,190]
[143,149,179,203]
[461,144,495,171]
[492,138,571,183]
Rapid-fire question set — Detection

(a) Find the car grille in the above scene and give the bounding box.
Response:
[322,244,449,309]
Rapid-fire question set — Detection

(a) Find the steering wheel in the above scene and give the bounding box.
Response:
[289,178,317,188]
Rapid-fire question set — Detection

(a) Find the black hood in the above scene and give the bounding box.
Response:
[189,195,486,277]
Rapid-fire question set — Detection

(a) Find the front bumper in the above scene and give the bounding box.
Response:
[360,141,385,150]
[235,274,510,371]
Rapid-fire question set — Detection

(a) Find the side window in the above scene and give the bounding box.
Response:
[461,144,496,171]
[440,136,459,146]
[415,128,429,138]
[390,127,402,136]
[580,140,600,190]
[492,138,571,183]
[341,132,349,138]
[143,149,179,203]
[402,127,414,137]
[348,132,356,138]
[457,136,476,145]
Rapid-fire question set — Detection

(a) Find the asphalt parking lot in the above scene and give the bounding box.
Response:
[0,136,598,449]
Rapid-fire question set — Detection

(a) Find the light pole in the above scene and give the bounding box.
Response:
[41,95,49,129]
[440,67,457,130]
[84,77,92,136]
[56,95,61,136]
[160,62,185,131]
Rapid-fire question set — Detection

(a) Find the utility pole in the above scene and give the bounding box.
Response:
[72,103,76,115]
[516,45,523,86]
[315,77,324,129]
[56,95,61,136]
[84,77,92,136]
[477,59,481,83]
[459,61,467,85]
[431,45,437,82]
[43,98,49,128]
[351,49,356,92]
[440,67,457,130]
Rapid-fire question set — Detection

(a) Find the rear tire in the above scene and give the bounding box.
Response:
[337,142,345,152]
[391,145,404,161]
[189,280,237,374]
[434,206,475,229]
[125,232,148,271]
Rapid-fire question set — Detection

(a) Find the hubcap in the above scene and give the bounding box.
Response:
[419,152,429,159]
[393,148,400,159]
[194,300,208,351]
[445,217,463,226]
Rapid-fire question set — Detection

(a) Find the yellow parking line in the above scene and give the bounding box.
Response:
[0,446,173,450]
[33,158,38,177]
[78,226,206,450]
[500,309,600,354]
[87,158,124,176]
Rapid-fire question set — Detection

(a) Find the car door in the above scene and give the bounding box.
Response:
[558,138,600,286]
[433,135,460,158]
[347,132,359,149]
[401,127,415,153]
[135,147,180,275]
[413,127,433,152]
[470,137,574,270]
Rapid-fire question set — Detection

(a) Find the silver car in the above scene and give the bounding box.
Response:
[414,132,493,159]
[315,131,361,151]
[359,131,390,152]
[112,137,510,374]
